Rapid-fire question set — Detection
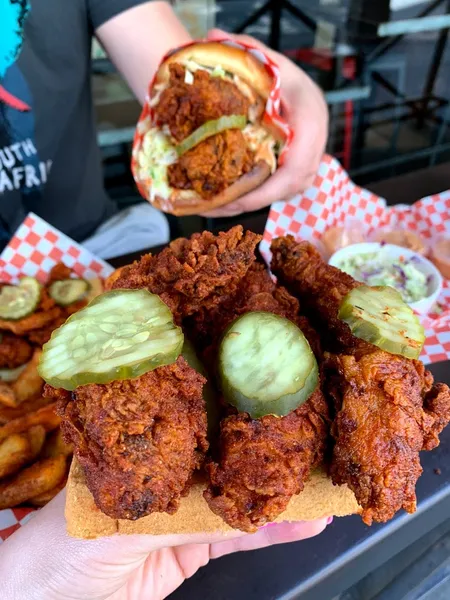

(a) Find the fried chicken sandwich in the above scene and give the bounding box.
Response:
[132,42,286,215]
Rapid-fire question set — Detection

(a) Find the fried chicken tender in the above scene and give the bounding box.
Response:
[155,64,250,142]
[324,351,443,525]
[205,389,329,532]
[422,383,450,450]
[186,261,321,367]
[111,226,261,323]
[47,357,208,520]
[184,262,329,531]
[271,236,371,354]
[168,129,254,199]
[0,333,33,369]
[271,235,450,525]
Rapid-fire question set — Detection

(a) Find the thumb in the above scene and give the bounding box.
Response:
[206,28,231,41]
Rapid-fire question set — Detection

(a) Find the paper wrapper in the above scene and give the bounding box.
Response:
[0,213,113,542]
[261,154,450,365]
[131,38,293,210]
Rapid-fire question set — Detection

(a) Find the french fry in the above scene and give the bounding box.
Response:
[29,477,67,507]
[0,382,17,408]
[11,350,44,405]
[0,396,52,425]
[41,428,72,459]
[27,425,46,457]
[0,403,60,442]
[0,455,67,509]
[0,433,31,478]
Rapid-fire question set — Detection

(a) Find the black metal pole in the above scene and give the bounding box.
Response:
[417,0,450,128]
[283,0,317,32]
[269,0,282,50]
[234,0,272,34]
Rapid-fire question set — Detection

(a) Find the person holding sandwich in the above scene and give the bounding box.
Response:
[0,1,328,258]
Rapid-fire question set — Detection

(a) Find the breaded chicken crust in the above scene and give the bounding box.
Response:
[47,357,208,520]
[110,226,261,323]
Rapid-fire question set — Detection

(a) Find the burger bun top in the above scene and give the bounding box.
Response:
[155,42,273,101]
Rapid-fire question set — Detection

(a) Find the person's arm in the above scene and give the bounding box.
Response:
[94,1,192,104]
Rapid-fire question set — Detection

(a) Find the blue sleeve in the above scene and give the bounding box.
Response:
[88,0,152,30]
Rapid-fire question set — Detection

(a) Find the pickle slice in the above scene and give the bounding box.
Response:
[0,363,28,383]
[182,340,220,441]
[218,312,319,419]
[338,285,425,360]
[38,290,183,390]
[49,279,90,306]
[0,277,41,320]
[176,115,247,156]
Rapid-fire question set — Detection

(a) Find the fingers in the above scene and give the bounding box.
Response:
[210,519,329,559]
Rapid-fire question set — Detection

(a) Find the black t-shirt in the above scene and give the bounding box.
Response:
[0,0,148,248]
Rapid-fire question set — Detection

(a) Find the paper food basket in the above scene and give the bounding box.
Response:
[0,213,113,542]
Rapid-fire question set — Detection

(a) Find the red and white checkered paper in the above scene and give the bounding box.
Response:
[0,213,113,283]
[0,213,113,542]
[131,38,293,210]
[261,154,450,365]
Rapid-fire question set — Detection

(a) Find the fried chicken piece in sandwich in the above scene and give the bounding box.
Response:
[47,357,208,520]
[155,63,252,143]
[271,235,450,525]
[109,226,261,323]
[186,263,329,532]
[168,129,254,199]
[154,65,256,200]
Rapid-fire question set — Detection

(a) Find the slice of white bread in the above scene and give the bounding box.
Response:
[65,459,361,539]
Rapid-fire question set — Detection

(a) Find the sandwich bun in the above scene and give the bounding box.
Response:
[154,41,273,101]
[65,458,361,539]
[152,160,272,216]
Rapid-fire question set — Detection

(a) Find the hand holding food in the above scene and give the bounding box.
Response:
[133,40,286,215]
[0,489,328,600]
[133,34,327,216]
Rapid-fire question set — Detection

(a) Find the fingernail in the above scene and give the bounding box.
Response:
[327,517,334,525]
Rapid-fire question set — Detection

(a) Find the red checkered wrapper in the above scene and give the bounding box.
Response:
[131,38,293,209]
[0,213,113,542]
[260,154,450,366]
[0,213,113,283]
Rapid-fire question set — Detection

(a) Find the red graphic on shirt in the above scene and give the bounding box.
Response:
[0,84,30,111]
